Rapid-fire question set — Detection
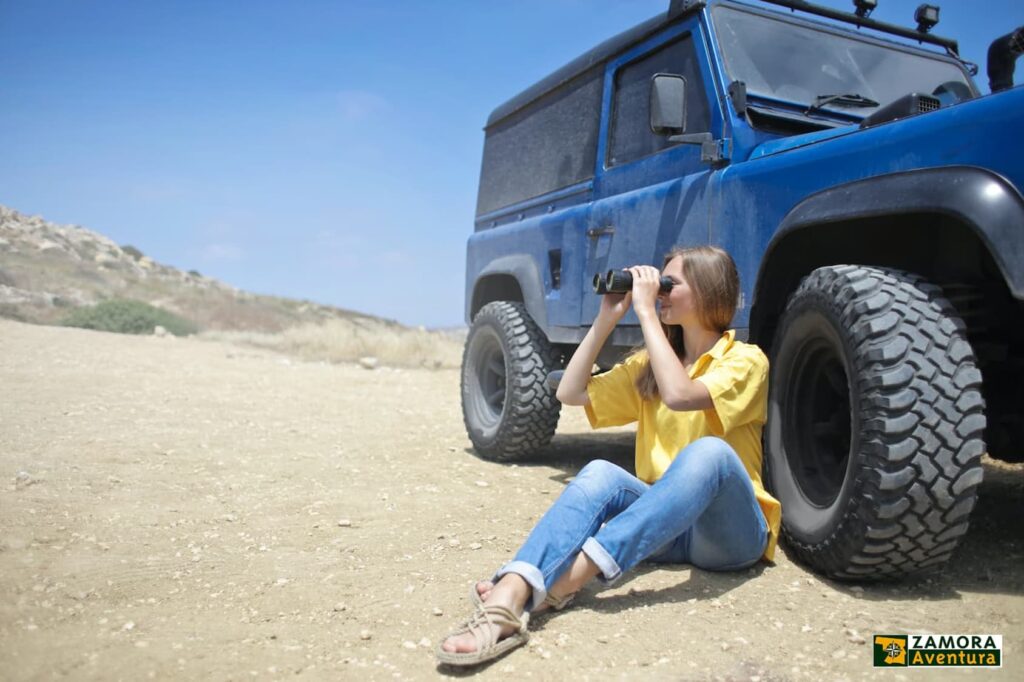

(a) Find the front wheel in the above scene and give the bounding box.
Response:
[765,265,986,579]
[461,301,561,461]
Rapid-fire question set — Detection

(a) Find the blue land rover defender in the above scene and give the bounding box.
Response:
[460,0,1024,579]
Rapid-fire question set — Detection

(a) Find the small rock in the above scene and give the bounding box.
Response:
[337,519,352,527]
[721,642,730,651]
[359,630,372,640]
[432,607,443,617]
[14,471,39,489]
[475,480,489,488]
[468,543,482,550]
[447,538,461,548]
[153,325,168,337]
[358,357,379,370]
[402,640,417,650]
[333,603,348,612]
[597,635,609,644]
[418,637,431,648]
[123,621,135,631]
[801,624,812,633]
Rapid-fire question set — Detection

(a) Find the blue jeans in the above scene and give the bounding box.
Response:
[494,437,768,612]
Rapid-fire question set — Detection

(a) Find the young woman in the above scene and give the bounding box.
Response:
[437,245,782,667]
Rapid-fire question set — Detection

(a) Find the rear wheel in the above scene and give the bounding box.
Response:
[765,265,986,579]
[461,301,561,461]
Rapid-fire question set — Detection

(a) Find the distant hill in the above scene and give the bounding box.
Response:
[0,205,391,333]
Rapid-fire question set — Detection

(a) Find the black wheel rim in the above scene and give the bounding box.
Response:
[785,337,852,507]
[469,328,506,424]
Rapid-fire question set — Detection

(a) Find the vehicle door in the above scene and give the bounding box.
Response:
[581,18,720,328]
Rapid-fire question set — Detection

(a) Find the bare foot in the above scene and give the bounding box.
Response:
[474,580,494,603]
[475,578,563,616]
[441,576,529,654]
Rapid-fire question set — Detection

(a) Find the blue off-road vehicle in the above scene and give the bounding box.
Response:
[460,0,1024,580]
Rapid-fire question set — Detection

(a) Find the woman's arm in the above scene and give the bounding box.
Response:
[555,293,631,406]
[628,266,713,412]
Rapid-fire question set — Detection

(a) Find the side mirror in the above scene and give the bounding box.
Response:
[650,73,687,135]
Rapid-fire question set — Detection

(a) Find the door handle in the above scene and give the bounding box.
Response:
[587,226,615,239]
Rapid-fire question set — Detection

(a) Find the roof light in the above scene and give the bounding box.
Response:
[915,4,939,33]
[853,0,877,19]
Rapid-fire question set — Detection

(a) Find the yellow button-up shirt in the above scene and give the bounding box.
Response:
[584,330,781,561]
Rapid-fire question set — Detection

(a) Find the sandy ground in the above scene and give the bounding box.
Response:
[1,318,1022,681]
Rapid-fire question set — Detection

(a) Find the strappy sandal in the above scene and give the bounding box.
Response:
[541,591,576,611]
[435,599,530,667]
[475,581,576,613]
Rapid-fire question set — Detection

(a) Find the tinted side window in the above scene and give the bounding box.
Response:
[476,68,603,216]
[609,35,710,167]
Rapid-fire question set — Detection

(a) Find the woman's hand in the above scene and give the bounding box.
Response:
[598,290,632,323]
[627,265,661,320]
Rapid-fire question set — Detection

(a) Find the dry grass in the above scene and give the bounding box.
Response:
[201,318,464,369]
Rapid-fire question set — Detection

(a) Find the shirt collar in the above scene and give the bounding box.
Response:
[687,330,735,378]
[701,330,735,362]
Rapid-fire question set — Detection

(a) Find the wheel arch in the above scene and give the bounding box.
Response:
[468,255,549,331]
[749,166,1024,349]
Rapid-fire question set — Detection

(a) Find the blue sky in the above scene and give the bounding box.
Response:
[1,0,1021,328]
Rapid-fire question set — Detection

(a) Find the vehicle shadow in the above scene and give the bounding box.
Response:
[468,430,637,482]
[821,457,1024,600]
[469,433,1024,600]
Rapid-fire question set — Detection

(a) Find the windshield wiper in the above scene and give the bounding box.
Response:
[805,93,880,115]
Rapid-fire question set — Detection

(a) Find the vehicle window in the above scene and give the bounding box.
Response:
[713,5,975,115]
[609,34,710,167]
[476,67,603,216]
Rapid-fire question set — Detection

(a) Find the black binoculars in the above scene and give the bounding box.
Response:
[592,270,675,295]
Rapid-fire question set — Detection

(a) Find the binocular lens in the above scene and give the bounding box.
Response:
[592,270,674,294]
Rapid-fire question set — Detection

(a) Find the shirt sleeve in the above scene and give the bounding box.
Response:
[694,345,769,436]
[584,353,644,428]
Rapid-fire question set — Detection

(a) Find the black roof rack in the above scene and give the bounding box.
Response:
[758,0,959,55]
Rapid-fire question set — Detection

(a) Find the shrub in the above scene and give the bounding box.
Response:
[121,244,145,260]
[61,300,197,336]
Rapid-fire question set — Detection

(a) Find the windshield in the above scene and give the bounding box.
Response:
[712,5,976,118]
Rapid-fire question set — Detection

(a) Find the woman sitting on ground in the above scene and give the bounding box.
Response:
[437,245,782,667]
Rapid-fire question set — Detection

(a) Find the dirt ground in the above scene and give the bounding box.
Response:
[2,318,1022,681]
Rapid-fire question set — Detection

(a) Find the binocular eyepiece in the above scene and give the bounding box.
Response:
[592,270,674,295]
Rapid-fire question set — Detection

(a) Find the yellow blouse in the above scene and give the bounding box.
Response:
[583,330,781,561]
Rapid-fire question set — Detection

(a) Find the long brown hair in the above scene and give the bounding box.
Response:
[633,245,739,400]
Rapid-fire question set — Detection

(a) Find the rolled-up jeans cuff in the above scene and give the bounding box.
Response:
[493,561,547,612]
[582,537,622,585]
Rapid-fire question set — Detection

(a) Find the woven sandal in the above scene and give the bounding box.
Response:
[542,591,576,611]
[472,580,574,612]
[435,602,530,667]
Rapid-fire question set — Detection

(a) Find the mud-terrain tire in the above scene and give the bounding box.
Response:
[765,265,986,579]
[461,301,561,461]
